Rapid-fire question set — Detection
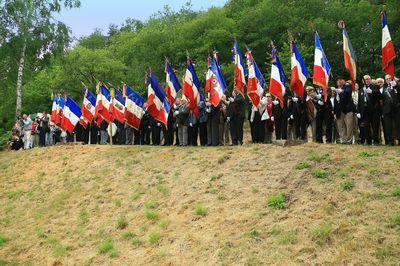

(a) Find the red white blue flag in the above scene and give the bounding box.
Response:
[338,20,357,83]
[313,31,331,100]
[51,95,65,126]
[147,72,170,127]
[61,96,82,133]
[183,55,201,116]
[207,56,227,107]
[245,48,265,107]
[232,39,247,96]
[80,89,97,127]
[112,89,126,124]
[95,84,113,122]
[381,11,396,77]
[165,61,181,106]
[269,47,287,107]
[290,41,308,98]
[123,84,145,130]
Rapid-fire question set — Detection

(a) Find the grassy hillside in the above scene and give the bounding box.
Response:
[0,143,399,265]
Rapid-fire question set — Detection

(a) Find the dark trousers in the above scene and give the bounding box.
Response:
[383,113,395,145]
[199,122,208,146]
[133,129,140,145]
[207,118,219,146]
[175,128,179,146]
[230,117,244,145]
[151,126,161,145]
[372,113,382,144]
[140,129,150,145]
[188,124,199,146]
[275,117,287,140]
[359,112,373,145]
[125,126,133,145]
[39,131,46,147]
[315,111,334,143]
[163,125,174,146]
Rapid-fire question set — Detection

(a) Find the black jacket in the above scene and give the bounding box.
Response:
[382,84,399,115]
[338,84,355,114]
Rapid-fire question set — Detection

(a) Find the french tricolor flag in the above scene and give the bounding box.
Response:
[95,84,112,123]
[208,56,227,107]
[183,55,201,117]
[51,95,59,123]
[81,89,96,122]
[232,39,247,96]
[269,47,287,107]
[313,31,331,100]
[245,48,265,107]
[61,96,82,134]
[112,89,126,124]
[146,72,170,127]
[165,61,181,106]
[338,20,357,83]
[381,11,396,77]
[123,84,145,130]
[290,41,308,98]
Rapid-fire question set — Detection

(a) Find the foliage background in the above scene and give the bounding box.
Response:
[1,0,399,131]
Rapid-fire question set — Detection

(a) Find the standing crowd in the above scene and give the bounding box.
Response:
[7,74,400,150]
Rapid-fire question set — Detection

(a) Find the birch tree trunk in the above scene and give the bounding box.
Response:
[15,41,27,117]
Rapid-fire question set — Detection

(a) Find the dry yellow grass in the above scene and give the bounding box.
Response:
[0,143,399,265]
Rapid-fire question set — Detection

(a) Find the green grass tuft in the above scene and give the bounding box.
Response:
[268,193,285,209]
[310,222,333,245]
[340,179,355,191]
[116,216,128,229]
[195,206,207,216]
[392,187,400,197]
[295,162,311,170]
[312,168,328,179]
[0,234,9,246]
[98,241,114,254]
[145,210,159,220]
[149,232,161,245]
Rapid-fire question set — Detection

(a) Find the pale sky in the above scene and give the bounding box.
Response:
[57,0,228,39]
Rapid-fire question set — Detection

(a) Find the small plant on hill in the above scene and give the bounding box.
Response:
[312,168,328,179]
[145,210,159,220]
[53,244,68,257]
[145,201,158,209]
[249,228,260,240]
[132,237,143,248]
[0,234,9,246]
[149,232,161,245]
[122,231,136,239]
[114,198,122,207]
[392,187,400,197]
[116,215,128,229]
[295,162,311,170]
[195,206,207,216]
[308,152,330,163]
[358,151,373,158]
[340,179,355,191]
[98,241,114,254]
[79,209,89,225]
[310,222,333,245]
[390,213,400,227]
[268,193,285,209]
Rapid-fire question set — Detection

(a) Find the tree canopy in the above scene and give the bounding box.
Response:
[1,0,399,130]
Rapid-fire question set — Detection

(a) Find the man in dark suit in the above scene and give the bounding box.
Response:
[227,88,245,145]
[371,78,384,145]
[381,75,399,146]
[357,75,375,145]
[334,77,355,144]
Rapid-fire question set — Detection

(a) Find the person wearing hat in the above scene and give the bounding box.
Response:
[333,76,355,144]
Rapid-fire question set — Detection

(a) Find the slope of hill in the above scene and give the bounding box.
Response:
[0,143,399,265]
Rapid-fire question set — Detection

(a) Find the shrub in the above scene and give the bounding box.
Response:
[340,179,355,191]
[268,193,285,209]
